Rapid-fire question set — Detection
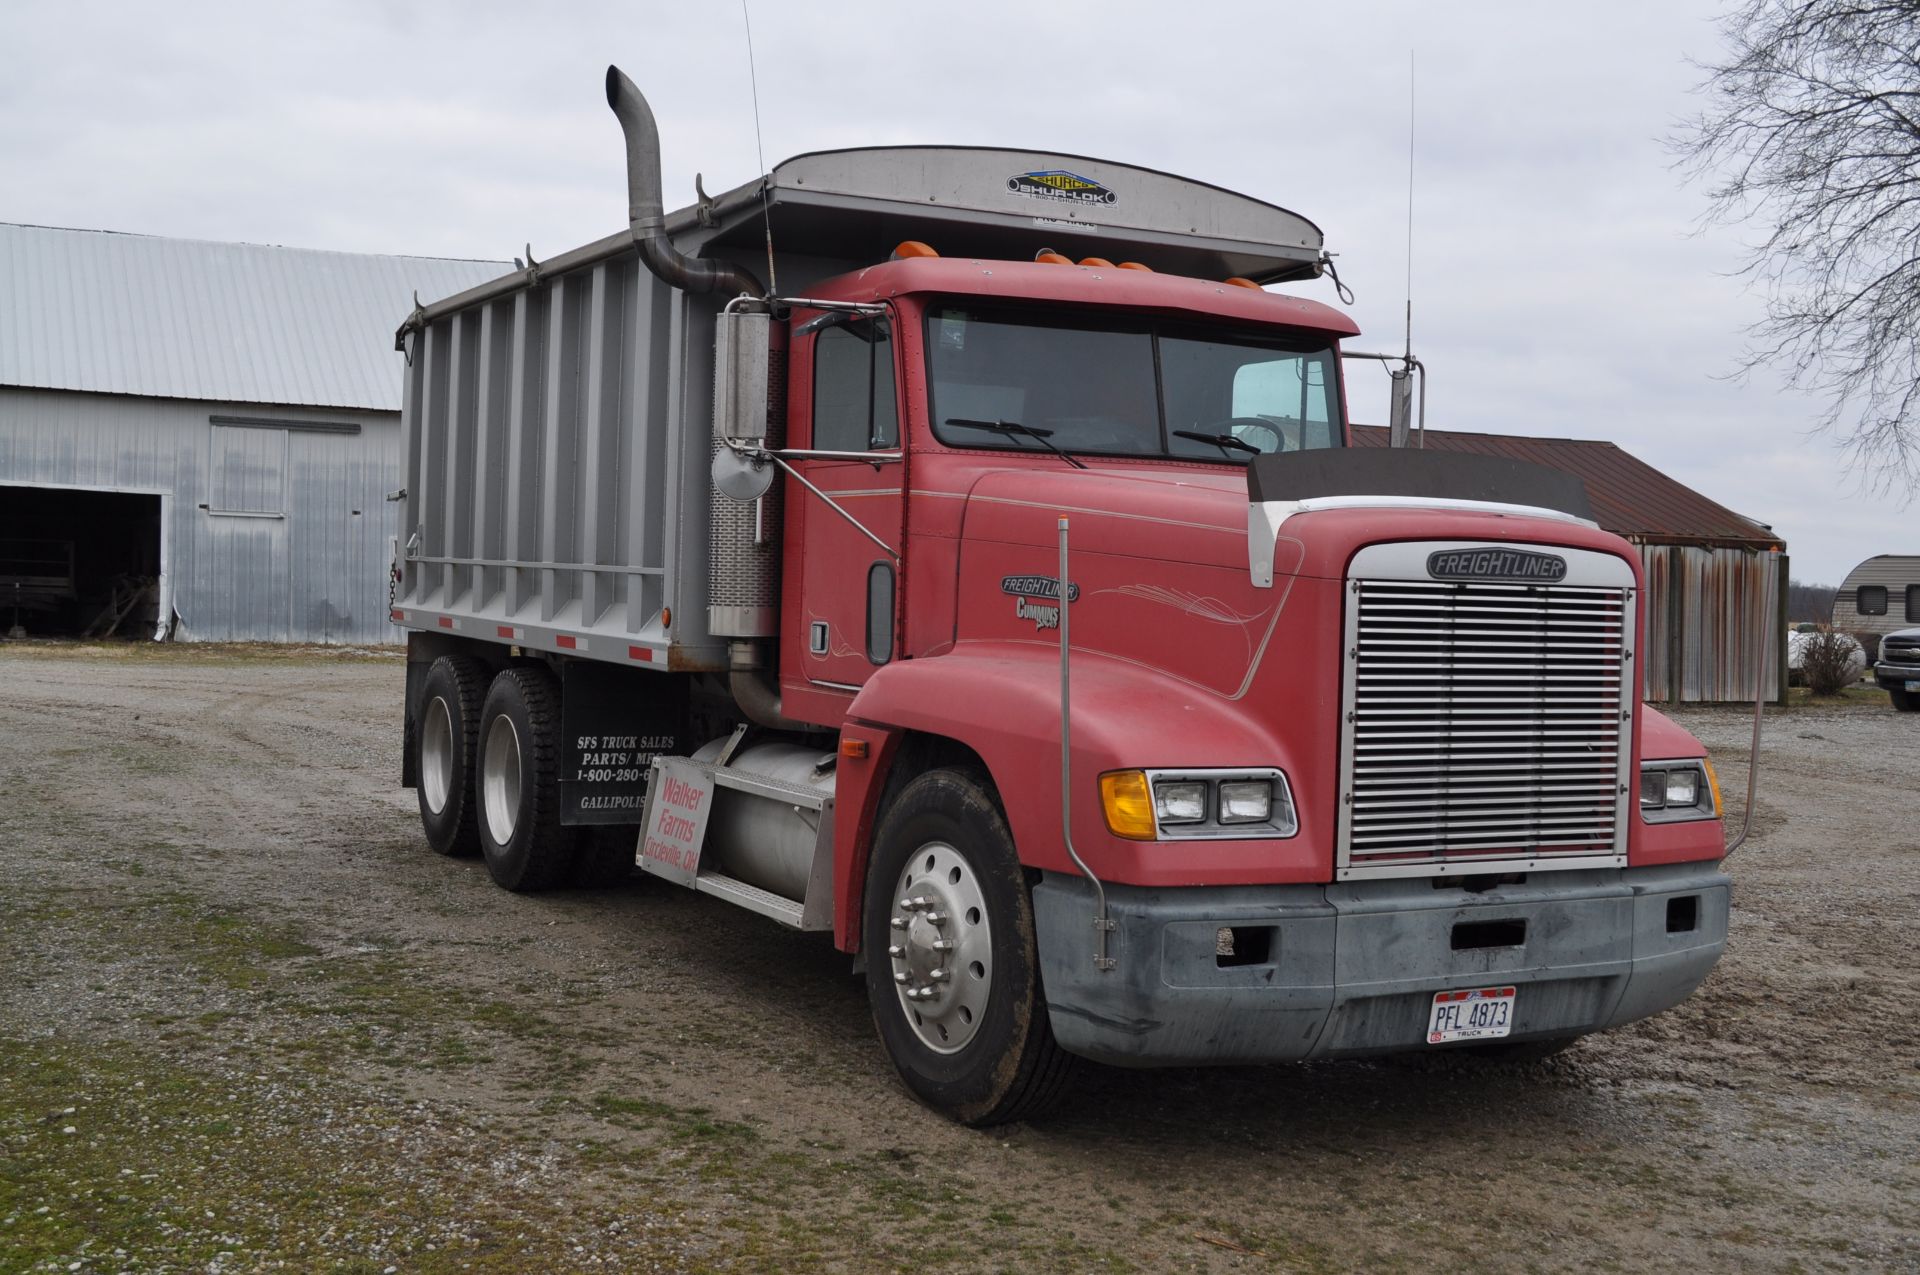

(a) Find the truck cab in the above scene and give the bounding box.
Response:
[389,68,1731,1125]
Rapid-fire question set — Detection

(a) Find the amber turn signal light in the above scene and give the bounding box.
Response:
[892,240,938,259]
[1703,756,1724,818]
[1100,770,1156,840]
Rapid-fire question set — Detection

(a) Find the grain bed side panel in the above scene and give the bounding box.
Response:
[395,250,725,670]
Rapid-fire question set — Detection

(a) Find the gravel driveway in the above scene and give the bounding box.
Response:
[0,645,1915,1272]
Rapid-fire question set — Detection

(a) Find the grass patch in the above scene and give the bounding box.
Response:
[0,1036,682,1272]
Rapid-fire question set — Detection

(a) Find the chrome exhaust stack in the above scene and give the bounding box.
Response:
[604,65,766,300]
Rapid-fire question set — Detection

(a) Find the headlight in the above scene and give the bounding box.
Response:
[1153,781,1208,824]
[1218,780,1273,824]
[1640,760,1716,823]
[1099,769,1297,840]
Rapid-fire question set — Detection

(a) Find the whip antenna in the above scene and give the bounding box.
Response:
[741,0,778,296]
[1405,48,1420,360]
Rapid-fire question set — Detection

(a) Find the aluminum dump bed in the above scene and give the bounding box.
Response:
[391,144,1328,668]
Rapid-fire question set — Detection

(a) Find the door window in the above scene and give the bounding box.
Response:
[813,320,897,451]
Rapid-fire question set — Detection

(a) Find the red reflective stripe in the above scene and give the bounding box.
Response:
[390,609,404,622]
[437,616,454,629]
[497,626,516,639]
[628,645,653,662]
[555,635,577,649]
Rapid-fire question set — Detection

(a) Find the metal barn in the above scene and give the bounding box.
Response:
[0,223,507,643]
[1352,426,1787,704]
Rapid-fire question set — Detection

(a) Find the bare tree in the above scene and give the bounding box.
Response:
[1677,0,1920,492]
[1786,576,1838,621]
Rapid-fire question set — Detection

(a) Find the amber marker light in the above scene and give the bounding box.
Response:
[840,738,869,760]
[892,239,938,259]
[1078,256,1114,268]
[1034,248,1074,265]
[1100,770,1156,840]
[1116,261,1152,271]
[1223,276,1262,289]
[662,606,671,628]
[1703,757,1724,818]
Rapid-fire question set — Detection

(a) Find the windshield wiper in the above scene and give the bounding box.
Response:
[1172,429,1260,457]
[944,418,1088,469]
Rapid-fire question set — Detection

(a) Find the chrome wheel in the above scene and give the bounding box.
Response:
[420,695,454,815]
[481,712,523,846]
[888,840,993,1054]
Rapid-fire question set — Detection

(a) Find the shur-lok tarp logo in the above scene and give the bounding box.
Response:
[1426,548,1569,583]
[1007,169,1118,206]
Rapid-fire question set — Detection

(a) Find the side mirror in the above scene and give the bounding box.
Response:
[1387,366,1414,448]
[713,309,771,444]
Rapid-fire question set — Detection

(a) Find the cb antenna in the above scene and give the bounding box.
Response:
[741,0,778,296]
[1403,49,1416,362]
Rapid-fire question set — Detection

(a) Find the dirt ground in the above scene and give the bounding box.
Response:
[0,644,1915,1273]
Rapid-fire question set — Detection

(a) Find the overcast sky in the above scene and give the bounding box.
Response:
[2,0,1911,584]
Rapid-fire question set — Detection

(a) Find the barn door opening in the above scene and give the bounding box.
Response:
[0,486,163,638]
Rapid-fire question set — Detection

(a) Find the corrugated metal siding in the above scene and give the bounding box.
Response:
[395,250,723,668]
[1641,544,1786,703]
[1832,555,1920,638]
[1,386,400,643]
[1,223,509,411]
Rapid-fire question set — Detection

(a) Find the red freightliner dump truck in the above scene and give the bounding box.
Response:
[388,67,1731,1124]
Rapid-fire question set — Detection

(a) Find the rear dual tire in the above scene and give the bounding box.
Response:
[475,666,576,893]
[415,660,634,890]
[416,656,487,858]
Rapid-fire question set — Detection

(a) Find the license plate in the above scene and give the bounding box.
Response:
[1428,986,1516,1044]
[1906,680,1920,692]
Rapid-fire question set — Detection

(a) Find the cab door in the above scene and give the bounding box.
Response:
[791,314,904,692]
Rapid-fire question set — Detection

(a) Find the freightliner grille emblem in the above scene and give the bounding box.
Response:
[1426,548,1569,582]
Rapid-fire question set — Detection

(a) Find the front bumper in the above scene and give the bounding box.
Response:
[1873,660,1920,691]
[1033,862,1728,1066]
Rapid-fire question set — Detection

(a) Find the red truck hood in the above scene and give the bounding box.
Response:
[956,464,1635,578]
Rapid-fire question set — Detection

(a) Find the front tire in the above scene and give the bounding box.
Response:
[475,666,576,892]
[1890,686,1917,712]
[416,655,487,857]
[862,768,1075,1126]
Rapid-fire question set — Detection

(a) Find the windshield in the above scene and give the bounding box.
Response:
[926,306,1343,462]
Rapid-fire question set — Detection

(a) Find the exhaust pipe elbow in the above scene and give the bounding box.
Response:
[605,65,766,300]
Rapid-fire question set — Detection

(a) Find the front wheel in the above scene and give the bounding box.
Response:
[862,768,1075,1126]
[1890,686,1917,712]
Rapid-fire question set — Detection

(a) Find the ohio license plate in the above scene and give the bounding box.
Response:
[1905,680,1920,692]
[1428,986,1516,1044]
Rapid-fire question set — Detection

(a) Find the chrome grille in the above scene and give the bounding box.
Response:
[1339,574,1633,878]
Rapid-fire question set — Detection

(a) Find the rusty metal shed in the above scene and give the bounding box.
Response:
[1352,425,1786,704]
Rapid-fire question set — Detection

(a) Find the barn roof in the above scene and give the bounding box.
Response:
[0,222,509,412]
[1350,424,1783,550]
